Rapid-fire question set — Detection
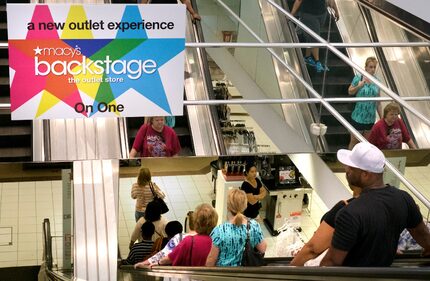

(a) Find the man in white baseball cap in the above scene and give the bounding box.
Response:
[320,142,430,267]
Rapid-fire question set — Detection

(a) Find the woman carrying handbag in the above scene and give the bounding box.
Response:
[206,189,266,267]
[131,167,166,222]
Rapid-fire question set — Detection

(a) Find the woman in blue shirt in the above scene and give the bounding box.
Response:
[206,189,266,267]
[348,56,383,149]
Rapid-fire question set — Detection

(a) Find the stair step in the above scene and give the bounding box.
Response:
[174,126,190,137]
[0,147,31,158]
[0,126,31,136]
[0,76,9,84]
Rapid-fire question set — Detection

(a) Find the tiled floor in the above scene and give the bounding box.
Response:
[1,165,429,268]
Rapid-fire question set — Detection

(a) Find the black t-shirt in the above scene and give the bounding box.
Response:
[301,0,326,15]
[321,198,355,228]
[241,178,263,219]
[332,185,422,266]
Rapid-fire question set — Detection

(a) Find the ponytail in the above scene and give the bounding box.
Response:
[233,213,245,226]
[227,189,247,226]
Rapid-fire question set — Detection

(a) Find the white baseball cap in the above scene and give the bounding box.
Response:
[337,142,385,173]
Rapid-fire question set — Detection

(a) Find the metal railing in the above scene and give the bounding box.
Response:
[1,1,430,209]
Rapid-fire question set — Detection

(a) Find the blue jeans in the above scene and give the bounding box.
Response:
[135,211,145,222]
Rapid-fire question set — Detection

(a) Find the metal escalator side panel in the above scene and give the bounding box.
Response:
[358,0,430,41]
[365,8,430,148]
[184,3,223,156]
[259,0,316,151]
[73,160,118,281]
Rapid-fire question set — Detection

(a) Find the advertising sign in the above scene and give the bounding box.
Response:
[7,4,185,119]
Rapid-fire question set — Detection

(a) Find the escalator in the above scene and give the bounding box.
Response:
[126,108,195,157]
[302,13,354,152]
[0,0,32,162]
[281,0,430,152]
[357,0,430,148]
[122,2,224,157]
[118,257,430,280]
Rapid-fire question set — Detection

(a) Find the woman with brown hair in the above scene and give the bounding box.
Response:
[129,116,181,157]
[154,203,218,266]
[206,189,266,266]
[368,102,416,150]
[131,167,165,222]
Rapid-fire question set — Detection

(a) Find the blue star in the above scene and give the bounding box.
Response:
[107,38,185,114]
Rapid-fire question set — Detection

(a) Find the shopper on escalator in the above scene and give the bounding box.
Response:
[205,189,267,267]
[348,56,383,149]
[153,203,218,266]
[138,0,201,21]
[320,142,430,266]
[368,102,417,150]
[291,0,339,73]
[290,184,362,266]
[130,116,181,158]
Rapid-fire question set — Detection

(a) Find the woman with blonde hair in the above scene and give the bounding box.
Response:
[206,189,266,266]
[131,167,165,222]
[348,56,383,149]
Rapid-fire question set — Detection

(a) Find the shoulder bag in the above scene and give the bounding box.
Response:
[149,182,169,214]
[241,220,266,266]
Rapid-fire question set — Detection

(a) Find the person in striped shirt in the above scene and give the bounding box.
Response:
[124,221,155,265]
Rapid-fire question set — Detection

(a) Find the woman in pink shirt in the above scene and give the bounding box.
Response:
[153,203,218,266]
[368,102,416,150]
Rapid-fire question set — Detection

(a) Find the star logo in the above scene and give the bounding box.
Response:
[34,46,42,55]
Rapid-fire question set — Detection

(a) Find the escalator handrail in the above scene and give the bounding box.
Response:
[42,218,53,271]
[278,0,328,153]
[357,0,430,42]
[262,0,430,211]
[358,5,418,148]
[121,259,430,280]
[190,0,226,156]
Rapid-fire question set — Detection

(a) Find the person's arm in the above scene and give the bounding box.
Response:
[154,255,172,267]
[205,244,220,266]
[130,219,144,249]
[398,119,416,149]
[256,181,267,200]
[290,221,335,266]
[241,182,258,204]
[180,0,201,21]
[131,184,139,199]
[348,77,365,96]
[408,221,430,257]
[255,239,267,254]
[327,0,339,21]
[134,259,150,269]
[139,0,149,3]
[376,90,383,118]
[129,148,138,158]
[406,139,417,149]
[290,0,302,17]
[320,247,348,266]
[130,124,147,158]
[320,208,358,266]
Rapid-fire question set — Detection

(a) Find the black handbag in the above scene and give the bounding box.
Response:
[149,182,169,214]
[241,220,266,266]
